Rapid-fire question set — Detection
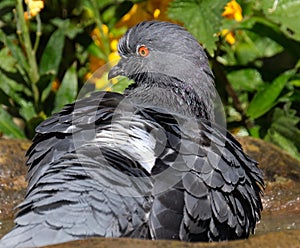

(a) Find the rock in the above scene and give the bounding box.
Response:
[0,137,300,247]
[0,139,30,219]
[238,136,300,214]
[42,229,300,248]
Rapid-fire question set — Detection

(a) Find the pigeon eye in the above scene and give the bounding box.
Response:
[138,45,149,57]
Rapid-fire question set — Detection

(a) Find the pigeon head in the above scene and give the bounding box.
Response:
[108,21,216,121]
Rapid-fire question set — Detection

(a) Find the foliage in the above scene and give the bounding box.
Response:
[168,0,300,161]
[0,0,135,138]
[0,0,300,161]
[168,0,228,56]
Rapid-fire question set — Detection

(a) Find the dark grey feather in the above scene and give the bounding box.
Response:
[0,21,264,247]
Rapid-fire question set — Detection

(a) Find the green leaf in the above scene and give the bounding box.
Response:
[36,74,54,95]
[264,104,300,161]
[0,108,25,138]
[102,2,133,29]
[260,0,300,41]
[265,129,300,161]
[227,68,264,92]
[240,17,300,58]
[39,28,65,76]
[0,47,17,73]
[0,89,10,106]
[252,100,299,161]
[41,82,54,103]
[19,100,37,122]
[235,43,259,65]
[0,70,37,121]
[271,106,300,149]
[248,125,261,138]
[254,35,283,58]
[82,0,113,12]
[39,28,65,101]
[168,0,228,56]
[234,33,283,65]
[51,18,84,39]
[290,79,300,87]
[246,70,295,119]
[0,71,27,104]
[0,30,29,77]
[0,0,15,9]
[87,42,107,60]
[53,63,78,113]
[111,76,134,93]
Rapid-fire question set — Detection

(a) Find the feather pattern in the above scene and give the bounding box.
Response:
[0,21,264,247]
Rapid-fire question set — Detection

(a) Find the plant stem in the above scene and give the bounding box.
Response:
[89,0,110,59]
[15,0,40,86]
[33,13,42,53]
[212,59,254,132]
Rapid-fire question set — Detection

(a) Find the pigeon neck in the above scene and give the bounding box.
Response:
[170,80,211,120]
[124,73,213,121]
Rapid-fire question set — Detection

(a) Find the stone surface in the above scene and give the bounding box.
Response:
[238,136,300,215]
[0,137,300,247]
[42,230,300,248]
[0,139,30,219]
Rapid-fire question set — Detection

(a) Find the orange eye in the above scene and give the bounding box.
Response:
[138,45,149,57]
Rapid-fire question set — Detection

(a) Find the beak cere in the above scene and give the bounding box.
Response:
[108,62,124,80]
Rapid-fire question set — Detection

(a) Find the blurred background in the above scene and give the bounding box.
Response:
[0,0,299,161]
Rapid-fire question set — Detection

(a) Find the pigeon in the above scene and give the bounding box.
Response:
[0,21,264,248]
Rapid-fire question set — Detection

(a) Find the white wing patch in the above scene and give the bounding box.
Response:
[94,118,156,173]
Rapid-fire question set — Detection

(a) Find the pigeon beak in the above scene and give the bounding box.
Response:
[108,61,125,80]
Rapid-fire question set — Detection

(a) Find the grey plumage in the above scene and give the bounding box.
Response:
[0,21,264,248]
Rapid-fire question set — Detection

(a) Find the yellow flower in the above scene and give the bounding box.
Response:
[51,78,60,91]
[108,52,120,66]
[221,29,236,45]
[117,0,172,28]
[220,0,243,45]
[91,25,109,44]
[153,9,160,19]
[222,0,243,22]
[101,24,109,36]
[24,0,44,19]
[121,4,138,22]
[110,39,119,52]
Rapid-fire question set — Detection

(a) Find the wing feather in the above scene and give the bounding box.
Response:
[1,93,264,246]
[142,108,263,241]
